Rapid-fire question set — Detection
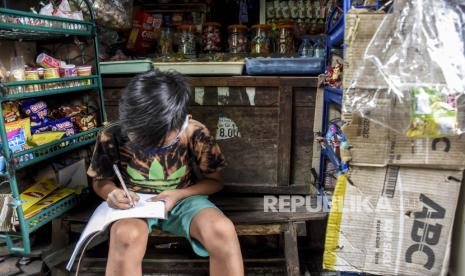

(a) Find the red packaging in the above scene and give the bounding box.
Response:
[36,53,61,68]
[126,11,158,53]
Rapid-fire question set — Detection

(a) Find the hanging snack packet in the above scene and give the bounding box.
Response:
[20,99,49,126]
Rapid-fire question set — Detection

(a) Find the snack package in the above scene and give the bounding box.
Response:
[74,114,97,132]
[406,87,458,137]
[5,118,31,140]
[48,118,76,137]
[127,11,158,54]
[29,132,66,147]
[6,128,28,153]
[20,99,49,126]
[2,101,20,123]
[20,178,58,212]
[30,123,50,134]
[24,187,75,219]
[53,0,84,21]
[36,53,61,69]
[344,1,465,137]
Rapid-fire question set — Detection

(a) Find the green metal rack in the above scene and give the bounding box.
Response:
[0,1,107,255]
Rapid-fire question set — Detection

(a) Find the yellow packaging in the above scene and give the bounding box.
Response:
[5,118,31,139]
[20,178,58,212]
[24,188,74,219]
[29,132,65,147]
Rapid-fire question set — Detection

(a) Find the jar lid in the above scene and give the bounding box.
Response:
[178,24,195,31]
[251,24,271,30]
[204,22,221,27]
[276,24,294,29]
[228,24,247,30]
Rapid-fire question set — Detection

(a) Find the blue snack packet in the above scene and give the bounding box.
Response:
[31,123,50,134]
[20,99,49,125]
[47,118,76,137]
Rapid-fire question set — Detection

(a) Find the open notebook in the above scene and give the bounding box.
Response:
[66,193,165,271]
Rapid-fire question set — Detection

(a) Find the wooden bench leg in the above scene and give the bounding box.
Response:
[284,221,300,276]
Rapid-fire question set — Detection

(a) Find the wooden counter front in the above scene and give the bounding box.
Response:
[102,76,319,195]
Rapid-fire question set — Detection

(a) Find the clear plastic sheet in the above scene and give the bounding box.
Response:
[344,0,465,137]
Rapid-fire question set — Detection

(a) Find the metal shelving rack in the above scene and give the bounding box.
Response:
[0,1,106,255]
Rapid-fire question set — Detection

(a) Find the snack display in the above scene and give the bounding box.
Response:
[275,24,295,56]
[20,178,58,212]
[228,25,248,54]
[251,24,271,55]
[202,22,222,53]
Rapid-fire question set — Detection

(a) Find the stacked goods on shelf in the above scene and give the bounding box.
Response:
[323,10,465,276]
[1,98,98,168]
[0,1,106,255]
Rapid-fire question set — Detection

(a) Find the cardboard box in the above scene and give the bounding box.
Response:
[324,166,464,276]
[343,111,465,169]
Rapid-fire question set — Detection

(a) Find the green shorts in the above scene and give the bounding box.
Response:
[147,195,219,257]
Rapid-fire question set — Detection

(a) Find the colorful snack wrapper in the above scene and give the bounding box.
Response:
[47,118,76,137]
[31,123,50,134]
[2,101,20,123]
[20,99,48,125]
[5,118,31,140]
[29,132,65,146]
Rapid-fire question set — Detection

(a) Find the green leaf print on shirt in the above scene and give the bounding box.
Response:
[126,159,187,191]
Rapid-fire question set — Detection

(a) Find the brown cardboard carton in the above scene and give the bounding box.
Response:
[343,111,465,169]
[324,166,463,276]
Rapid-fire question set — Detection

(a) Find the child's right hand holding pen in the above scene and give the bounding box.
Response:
[106,188,140,210]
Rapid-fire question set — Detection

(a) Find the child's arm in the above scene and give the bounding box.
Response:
[150,170,224,211]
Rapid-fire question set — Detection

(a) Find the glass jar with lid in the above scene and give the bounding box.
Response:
[202,22,222,52]
[227,24,248,54]
[177,24,196,56]
[158,27,174,58]
[275,24,295,56]
[250,24,271,55]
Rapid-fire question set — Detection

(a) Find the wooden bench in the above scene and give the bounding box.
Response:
[44,196,326,276]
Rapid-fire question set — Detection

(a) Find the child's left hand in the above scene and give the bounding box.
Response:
[148,189,185,212]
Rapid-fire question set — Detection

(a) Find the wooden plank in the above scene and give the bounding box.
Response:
[150,224,284,237]
[222,183,316,194]
[101,76,319,89]
[277,86,293,186]
[284,222,300,276]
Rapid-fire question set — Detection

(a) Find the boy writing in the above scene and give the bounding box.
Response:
[87,70,244,276]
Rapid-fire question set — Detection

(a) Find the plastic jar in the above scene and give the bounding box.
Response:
[178,24,196,55]
[250,24,271,55]
[275,24,295,56]
[227,24,248,54]
[202,22,221,52]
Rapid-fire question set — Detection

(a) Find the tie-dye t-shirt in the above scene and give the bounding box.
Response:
[87,118,227,194]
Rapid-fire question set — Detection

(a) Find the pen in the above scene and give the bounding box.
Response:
[112,164,135,208]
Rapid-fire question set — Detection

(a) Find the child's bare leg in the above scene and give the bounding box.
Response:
[106,218,149,276]
[190,208,244,276]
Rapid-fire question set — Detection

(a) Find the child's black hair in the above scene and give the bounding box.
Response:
[118,69,191,153]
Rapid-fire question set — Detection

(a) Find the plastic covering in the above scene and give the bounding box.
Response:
[344,0,465,137]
